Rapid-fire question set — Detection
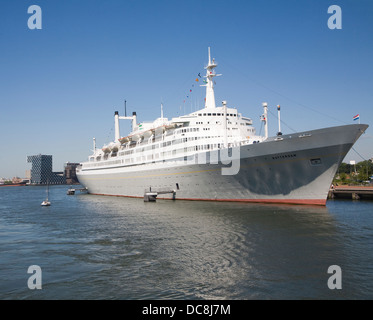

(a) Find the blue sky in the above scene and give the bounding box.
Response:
[1,0,372,178]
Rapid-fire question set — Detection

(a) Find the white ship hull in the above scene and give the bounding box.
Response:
[77,124,368,205]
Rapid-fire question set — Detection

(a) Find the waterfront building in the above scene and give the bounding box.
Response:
[27,154,66,185]
[64,162,80,185]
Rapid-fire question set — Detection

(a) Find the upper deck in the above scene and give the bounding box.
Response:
[80,48,267,170]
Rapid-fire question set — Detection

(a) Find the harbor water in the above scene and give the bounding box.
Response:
[1,185,373,300]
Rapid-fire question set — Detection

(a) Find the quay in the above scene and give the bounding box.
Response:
[328,186,373,200]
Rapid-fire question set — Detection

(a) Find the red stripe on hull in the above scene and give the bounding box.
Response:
[90,193,326,206]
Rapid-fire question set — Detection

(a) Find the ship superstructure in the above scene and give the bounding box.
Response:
[76,48,368,205]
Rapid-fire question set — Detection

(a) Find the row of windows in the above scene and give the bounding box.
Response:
[180,128,199,133]
[197,112,237,117]
[196,121,252,126]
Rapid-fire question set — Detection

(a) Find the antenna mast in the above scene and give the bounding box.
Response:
[202,47,221,109]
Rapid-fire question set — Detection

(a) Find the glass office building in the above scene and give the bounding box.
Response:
[27,154,66,184]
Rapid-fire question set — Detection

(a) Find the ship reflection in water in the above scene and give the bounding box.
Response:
[2,185,372,299]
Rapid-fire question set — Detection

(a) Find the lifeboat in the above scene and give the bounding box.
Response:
[165,123,177,130]
[102,146,111,154]
[154,125,166,133]
[142,130,153,138]
[119,136,130,144]
[131,133,142,141]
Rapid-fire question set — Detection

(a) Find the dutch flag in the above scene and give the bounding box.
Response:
[353,114,360,121]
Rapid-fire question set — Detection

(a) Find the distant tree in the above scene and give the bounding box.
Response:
[338,162,351,174]
[339,172,347,184]
[354,161,372,182]
[356,160,373,179]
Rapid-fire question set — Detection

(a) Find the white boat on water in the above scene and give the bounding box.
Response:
[76,48,368,205]
[41,184,51,206]
[41,200,50,206]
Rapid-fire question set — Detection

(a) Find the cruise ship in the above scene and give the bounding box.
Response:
[76,48,368,205]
